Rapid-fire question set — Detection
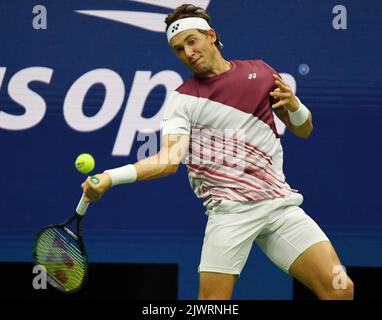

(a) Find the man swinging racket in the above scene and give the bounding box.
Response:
[81,4,354,300]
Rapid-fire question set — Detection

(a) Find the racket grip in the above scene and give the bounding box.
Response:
[76,193,89,216]
[76,176,99,216]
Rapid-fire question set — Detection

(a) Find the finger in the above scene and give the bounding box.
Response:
[85,177,97,192]
[273,74,287,86]
[84,195,90,203]
[84,192,97,203]
[83,176,103,202]
[275,80,290,92]
[87,186,99,198]
[270,88,281,100]
[272,100,289,109]
[273,74,283,81]
[270,91,291,99]
[273,75,289,91]
[83,194,92,203]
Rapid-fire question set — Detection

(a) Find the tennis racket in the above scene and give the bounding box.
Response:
[32,176,99,293]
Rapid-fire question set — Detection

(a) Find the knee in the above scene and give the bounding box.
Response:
[319,276,354,300]
[337,277,354,299]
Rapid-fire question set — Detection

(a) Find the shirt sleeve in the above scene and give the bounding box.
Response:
[258,60,281,106]
[259,60,280,78]
[160,91,191,136]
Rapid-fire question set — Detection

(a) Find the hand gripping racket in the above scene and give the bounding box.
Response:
[33,176,99,293]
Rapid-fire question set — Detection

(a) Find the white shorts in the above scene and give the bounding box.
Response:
[198,192,329,275]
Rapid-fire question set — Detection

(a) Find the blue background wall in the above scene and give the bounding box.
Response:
[1,0,381,299]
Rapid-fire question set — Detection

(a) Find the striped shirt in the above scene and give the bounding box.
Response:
[161,60,296,205]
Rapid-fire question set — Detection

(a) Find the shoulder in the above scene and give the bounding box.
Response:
[257,60,278,75]
[175,76,200,97]
[235,59,278,75]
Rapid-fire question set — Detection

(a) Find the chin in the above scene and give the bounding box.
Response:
[194,66,210,77]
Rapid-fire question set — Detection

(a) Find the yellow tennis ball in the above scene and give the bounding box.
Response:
[75,153,95,174]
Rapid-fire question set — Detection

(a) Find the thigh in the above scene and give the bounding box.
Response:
[255,207,329,273]
[199,212,257,275]
[199,202,269,275]
[288,240,344,293]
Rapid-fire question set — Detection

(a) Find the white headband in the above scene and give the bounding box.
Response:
[167,17,211,43]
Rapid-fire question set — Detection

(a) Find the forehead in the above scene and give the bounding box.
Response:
[170,29,201,47]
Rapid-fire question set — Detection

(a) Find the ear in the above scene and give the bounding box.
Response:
[208,29,217,44]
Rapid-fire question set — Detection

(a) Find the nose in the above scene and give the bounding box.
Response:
[184,45,194,59]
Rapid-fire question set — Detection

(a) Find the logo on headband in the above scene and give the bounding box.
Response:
[171,23,180,33]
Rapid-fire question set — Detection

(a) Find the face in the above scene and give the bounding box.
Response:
[170,29,217,77]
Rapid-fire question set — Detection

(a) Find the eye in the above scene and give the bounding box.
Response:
[188,38,197,45]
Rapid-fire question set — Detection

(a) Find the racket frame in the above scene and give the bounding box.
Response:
[33,177,98,293]
[32,212,88,293]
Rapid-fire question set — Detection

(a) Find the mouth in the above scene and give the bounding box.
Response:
[191,58,201,66]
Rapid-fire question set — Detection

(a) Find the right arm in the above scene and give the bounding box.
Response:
[135,134,189,181]
[81,134,189,202]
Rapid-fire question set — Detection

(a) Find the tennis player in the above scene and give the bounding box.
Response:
[81,4,354,300]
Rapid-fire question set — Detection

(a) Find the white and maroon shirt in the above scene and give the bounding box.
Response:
[161,60,296,205]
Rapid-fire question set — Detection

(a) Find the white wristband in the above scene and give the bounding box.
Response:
[288,98,310,126]
[104,164,137,186]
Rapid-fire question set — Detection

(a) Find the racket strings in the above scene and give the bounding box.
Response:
[34,227,87,292]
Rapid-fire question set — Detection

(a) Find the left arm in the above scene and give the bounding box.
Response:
[270,74,313,138]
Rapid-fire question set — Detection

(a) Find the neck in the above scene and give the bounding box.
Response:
[196,52,231,78]
[210,57,231,77]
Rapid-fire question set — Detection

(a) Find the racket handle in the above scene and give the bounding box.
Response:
[76,193,89,216]
[76,176,100,217]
